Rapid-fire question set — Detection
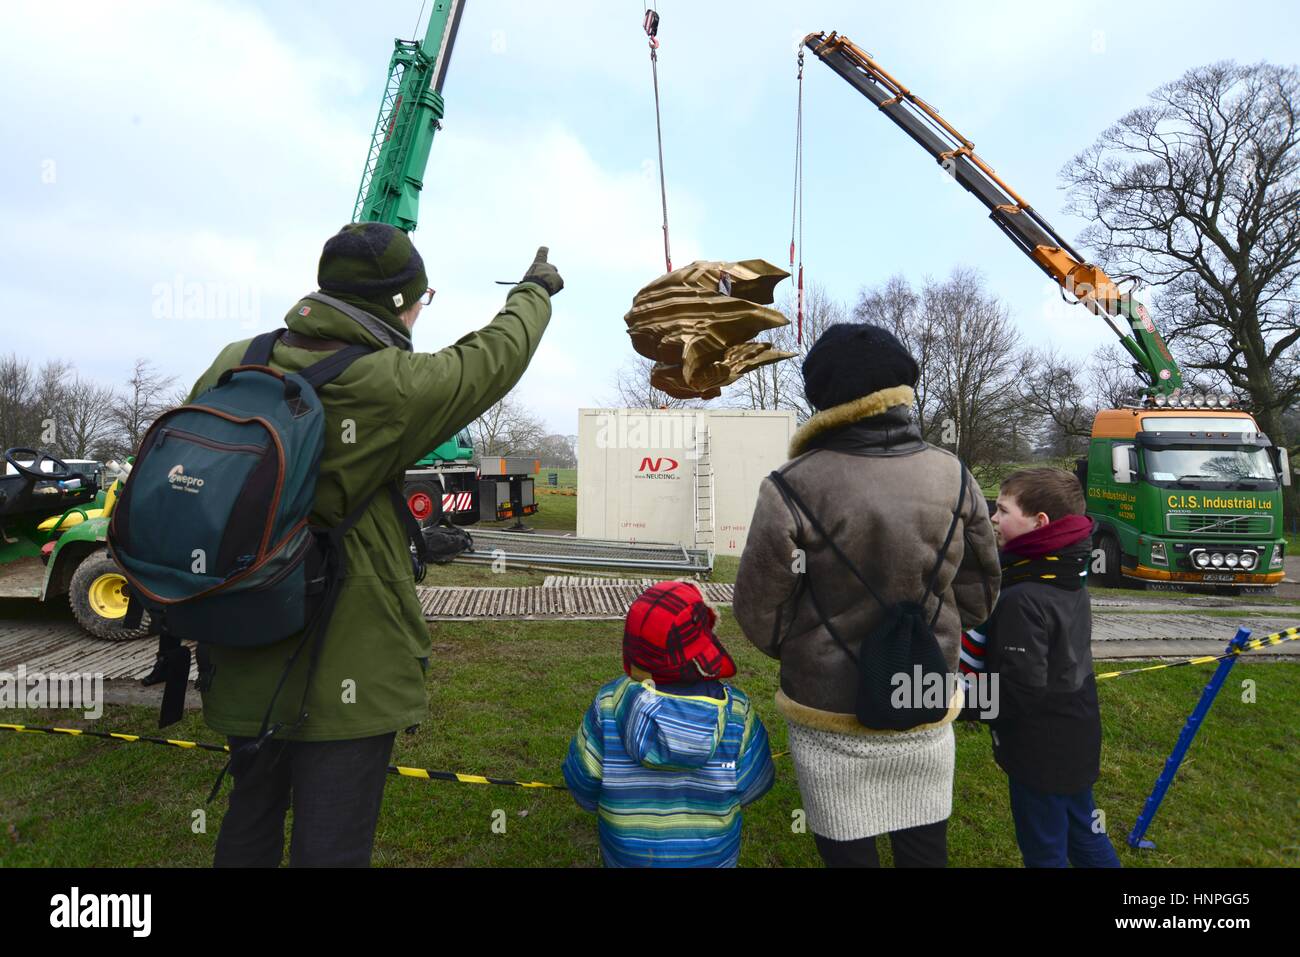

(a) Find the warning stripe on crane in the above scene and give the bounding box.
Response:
[442,492,473,513]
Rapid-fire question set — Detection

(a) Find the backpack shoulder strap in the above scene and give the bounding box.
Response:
[922,459,970,627]
[766,469,861,664]
[768,468,888,609]
[237,329,374,393]
[241,329,285,366]
[298,344,378,391]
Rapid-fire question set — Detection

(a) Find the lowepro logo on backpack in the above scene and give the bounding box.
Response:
[166,464,205,492]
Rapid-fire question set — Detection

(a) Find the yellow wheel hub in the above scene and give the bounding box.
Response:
[88,573,129,620]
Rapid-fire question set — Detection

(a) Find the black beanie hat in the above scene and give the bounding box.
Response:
[801,322,920,411]
[317,222,429,324]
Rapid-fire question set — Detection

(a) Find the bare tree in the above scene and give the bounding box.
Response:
[1019,346,1093,458]
[922,269,1027,474]
[1062,60,1300,510]
[33,360,73,451]
[1087,342,1145,409]
[112,359,176,457]
[0,353,39,450]
[468,393,547,458]
[853,269,1027,476]
[723,280,843,422]
[59,376,118,459]
[855,273,938,435]
[535,434,577,467]
[168,385,193,409]
[608,354,705,410]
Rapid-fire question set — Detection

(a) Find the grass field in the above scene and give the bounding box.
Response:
[535,467,576,488]
[479,485,577,532]
[2,609,1295,868]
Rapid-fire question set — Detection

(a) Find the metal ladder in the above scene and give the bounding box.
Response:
[692,423,715,548]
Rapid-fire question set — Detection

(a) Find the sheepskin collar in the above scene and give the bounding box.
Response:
[789,385,917,459]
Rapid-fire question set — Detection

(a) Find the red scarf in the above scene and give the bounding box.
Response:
[1003,514,1094,560]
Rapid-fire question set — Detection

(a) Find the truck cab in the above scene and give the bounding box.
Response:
[1082,402,1289,590]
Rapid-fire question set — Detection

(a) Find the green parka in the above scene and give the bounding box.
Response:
[184,282,552,740]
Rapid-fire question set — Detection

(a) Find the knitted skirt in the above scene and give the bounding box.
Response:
[785,720,955,841]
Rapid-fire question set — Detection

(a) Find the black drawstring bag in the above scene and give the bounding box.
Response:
[768,460,969,731]
[419,516,473,565]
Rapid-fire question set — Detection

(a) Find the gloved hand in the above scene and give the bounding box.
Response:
[521,246,564,297]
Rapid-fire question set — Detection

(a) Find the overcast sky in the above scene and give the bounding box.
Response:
[3,0,1298,436]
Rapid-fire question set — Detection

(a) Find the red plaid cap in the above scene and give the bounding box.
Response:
[622,580,736,683]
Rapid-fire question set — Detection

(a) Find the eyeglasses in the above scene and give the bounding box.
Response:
[419,288,436,306]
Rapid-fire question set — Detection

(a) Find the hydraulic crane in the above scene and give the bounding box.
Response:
[353,0,466,232]
[802,31,1183,396]
[801,32,1290,591]
[350,2,540,528]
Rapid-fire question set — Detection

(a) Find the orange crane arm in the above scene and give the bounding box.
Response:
[804,31,1182,394]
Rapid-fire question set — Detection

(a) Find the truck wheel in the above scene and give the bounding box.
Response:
[1097,534,1123,589]
[69,550,149,641]
[405,482,442,525]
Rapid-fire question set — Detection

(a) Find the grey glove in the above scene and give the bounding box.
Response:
[521,246,564,297]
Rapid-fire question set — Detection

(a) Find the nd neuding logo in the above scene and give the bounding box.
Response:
[635,456,680,481]
[166,464,205,494]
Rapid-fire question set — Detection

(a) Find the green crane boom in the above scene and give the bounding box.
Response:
[803,31,1184,396]
[353,0,466,232]
[355,3,473,472]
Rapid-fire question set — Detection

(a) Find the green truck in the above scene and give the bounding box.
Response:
[1080,403,1288,590]
[403,429,480,526]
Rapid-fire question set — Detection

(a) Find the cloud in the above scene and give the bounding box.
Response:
[0,0,707,436]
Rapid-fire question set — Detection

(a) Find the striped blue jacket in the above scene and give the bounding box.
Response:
[562,676,775,867]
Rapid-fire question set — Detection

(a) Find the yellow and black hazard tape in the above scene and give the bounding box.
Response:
[1096,624,1300,681]
[0,723,564,790]
[391,764,561,789]
[0,723,795,790]
[0,723,231,754]
[11,626,1296,783]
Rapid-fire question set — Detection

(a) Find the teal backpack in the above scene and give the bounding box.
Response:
[108,328,430,791]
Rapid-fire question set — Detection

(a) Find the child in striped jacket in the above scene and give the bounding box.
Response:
[562,580,775,867]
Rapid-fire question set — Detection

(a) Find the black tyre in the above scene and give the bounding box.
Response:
[68,550,149,641]
[1097,534,1123,588]
[404,481,443,526]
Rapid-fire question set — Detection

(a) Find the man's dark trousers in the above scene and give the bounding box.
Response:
[1008,778,1122,868]
[213,732,396,867]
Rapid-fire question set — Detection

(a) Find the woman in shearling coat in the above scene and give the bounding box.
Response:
[733,323,1001,868]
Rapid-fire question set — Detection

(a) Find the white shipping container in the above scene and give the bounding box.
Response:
[577,408,797,556]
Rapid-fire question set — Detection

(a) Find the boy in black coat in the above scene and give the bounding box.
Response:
[978,467,1121,867]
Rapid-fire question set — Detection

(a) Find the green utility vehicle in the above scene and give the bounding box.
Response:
[0,448,147,639]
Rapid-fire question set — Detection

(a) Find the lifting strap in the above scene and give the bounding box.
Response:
[791,48,806,346]
[643,4,672,273]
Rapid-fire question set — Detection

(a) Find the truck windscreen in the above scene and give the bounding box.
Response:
[1145,446,1275,483]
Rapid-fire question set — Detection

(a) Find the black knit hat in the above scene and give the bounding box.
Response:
[317,222,428,325]
[801,322,920,411]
